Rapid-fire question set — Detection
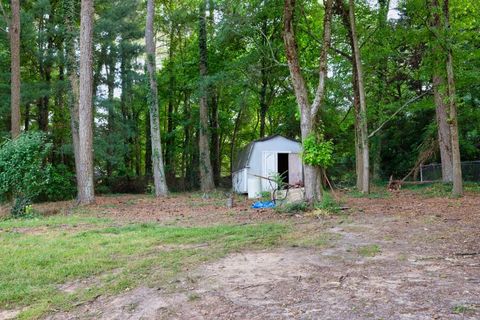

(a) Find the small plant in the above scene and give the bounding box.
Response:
[452,304,475,314]
[357,244,381,257]
[275,201,309,215]
[316,193,341,214]
[188,293,201,301]
[259,191,271,199]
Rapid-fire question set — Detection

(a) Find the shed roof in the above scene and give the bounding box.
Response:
[232,135,300,172]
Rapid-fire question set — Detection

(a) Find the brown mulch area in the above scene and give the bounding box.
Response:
[44,190,480,320]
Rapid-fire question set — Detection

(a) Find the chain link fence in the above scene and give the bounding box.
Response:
[420,161,480,182]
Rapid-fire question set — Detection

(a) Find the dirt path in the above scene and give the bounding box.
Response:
[45,192,480,320]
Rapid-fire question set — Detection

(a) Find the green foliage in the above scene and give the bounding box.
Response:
[452,304,476,315]
[402,182,480,197]
[302,134,334,168]
[275,201,309,215]
[315,193,341,214]
[0,132,52,215]
[357,244,381,257]
[39,165,77,202]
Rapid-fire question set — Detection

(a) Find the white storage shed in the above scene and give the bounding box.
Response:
[232,135,304,197]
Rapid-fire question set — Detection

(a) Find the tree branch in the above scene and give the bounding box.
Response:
[368,90,431,139]
[311,0,333,118]
[330,46,352,61]
[0,1,10,30]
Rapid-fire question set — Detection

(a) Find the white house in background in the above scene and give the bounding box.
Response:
[232,135,304,196]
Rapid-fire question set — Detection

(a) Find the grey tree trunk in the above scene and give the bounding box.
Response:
[77,0,95,205]
[431,0,454,182]
[198,0,215,192]
[10,0,21,139]
[348,0,370,193]
[432,74,453,182]
[283,0,333,205]
[64,0,81,195]
[352,59,363,190]
[336,0,369,193]
[145,0,168,197]
[443,0,463,196]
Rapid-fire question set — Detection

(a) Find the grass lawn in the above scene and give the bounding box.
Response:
[0,215,286,319]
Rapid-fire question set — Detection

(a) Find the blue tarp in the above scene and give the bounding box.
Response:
[251,201,276,209]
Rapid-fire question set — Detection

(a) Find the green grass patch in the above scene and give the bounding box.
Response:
[357,244,381,257]
[0,215,286,318]
[452,304,476,315]
[402,181,480,197]
[348,189,390,199]
[315,192,343,214]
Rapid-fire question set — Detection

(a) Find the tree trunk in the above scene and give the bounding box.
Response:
[259,64,268,138]
[210,91,221,185]
[443,0,463,196]
[283,0,332,204]
[259,20,269,138]
[430,0,453,182]
[24,103,30,131]
[64,0,81,192]
[433,73,453,181]
[77,0,95,205]
[146,0,168,197]
[348,0,369,193]
[106,49,116,177]
[198,0,215,192]
[10,0,21,139]
[352,56,363,189]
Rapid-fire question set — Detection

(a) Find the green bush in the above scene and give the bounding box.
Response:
[302,134,334,168]
[275,201,309,215]
[316,193,341,214]
[39,164,77,202]
[0,132,52,216]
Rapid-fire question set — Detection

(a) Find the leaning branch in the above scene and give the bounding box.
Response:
[368,91,431,139]
[0,1,10,30]
[310,0,333,117]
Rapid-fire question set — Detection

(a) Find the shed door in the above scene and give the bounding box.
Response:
[288,153,303,186]
[262,151,277,191]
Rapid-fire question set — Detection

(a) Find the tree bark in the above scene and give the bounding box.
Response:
[210,91,221,185]
[146,0,168,197]
[64,0,81,193]
[431,0,453,182]
[259,19,269,138]
[10,0,21,139]
[106,47,116,177]
[283,0,332,204]
[77,0,95,204]
[433,73,453,181]
[165,26,176,183]
[443,0,463,196]
[348,0,370,194]
[145,110,152,177]
[198,0,215,192]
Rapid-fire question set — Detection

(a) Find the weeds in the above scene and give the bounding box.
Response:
[275,201,309,215]
[357,244,381,257]
[452,304,476,314]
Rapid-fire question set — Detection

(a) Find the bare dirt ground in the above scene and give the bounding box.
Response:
[6,190,480,319]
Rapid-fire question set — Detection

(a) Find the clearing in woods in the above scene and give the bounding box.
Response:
[0,186,479,319]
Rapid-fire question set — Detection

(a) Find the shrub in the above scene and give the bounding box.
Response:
[315,193,341,214]
[275,201,309,215]
[302,134,334,168]
[0,132,52,216]
[39,164,77,202]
